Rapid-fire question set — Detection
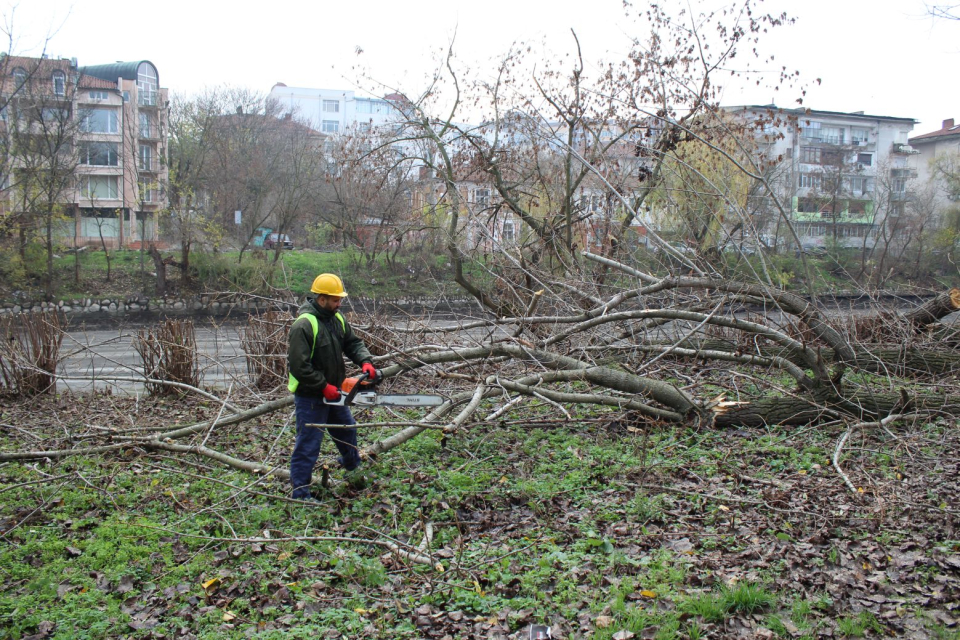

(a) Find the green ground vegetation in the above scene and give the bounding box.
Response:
[0,393,956,639]
[0,245,487,302]
[2,240,956,304]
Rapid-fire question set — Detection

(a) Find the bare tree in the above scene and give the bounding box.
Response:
[317,127,418,267]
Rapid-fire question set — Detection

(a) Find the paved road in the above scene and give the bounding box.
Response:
[58,319,478,394]
[59,325,248,394]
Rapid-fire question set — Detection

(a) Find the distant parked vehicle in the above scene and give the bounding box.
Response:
[264,233,294,250]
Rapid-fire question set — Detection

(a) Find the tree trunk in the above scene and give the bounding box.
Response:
[903,288,960,328]
[714,388,960,428]
[148,243,167,297]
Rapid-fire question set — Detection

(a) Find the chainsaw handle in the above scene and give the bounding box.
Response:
[340,371,369,406]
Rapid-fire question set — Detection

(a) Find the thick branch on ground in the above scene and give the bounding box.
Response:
[903,288,960,329]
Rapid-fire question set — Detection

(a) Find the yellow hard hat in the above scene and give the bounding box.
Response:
[310,273,348,297]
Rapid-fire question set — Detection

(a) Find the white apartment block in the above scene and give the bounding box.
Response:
[909,117,960,213]
[268,84,401,135]
[726,105,917,248]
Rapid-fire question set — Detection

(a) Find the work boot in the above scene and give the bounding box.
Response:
[292,491,325,505]
[344,467,368,490]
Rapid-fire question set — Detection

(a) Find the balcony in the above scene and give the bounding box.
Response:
[890,168,918,179]
[892,143,920,155]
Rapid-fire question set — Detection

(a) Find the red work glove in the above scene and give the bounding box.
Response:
[362,362,379,381]
[322,383,341,401]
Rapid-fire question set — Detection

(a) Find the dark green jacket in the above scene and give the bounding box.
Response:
[287,299,372,397]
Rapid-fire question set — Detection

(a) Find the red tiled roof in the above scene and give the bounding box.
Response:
[3,55,118,91]
[910,118,960,142]
[78,74,116,90]
[2,55,74,73]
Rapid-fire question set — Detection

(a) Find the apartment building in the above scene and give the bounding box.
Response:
[268,84,401,136]
[726,105,917,248]
[909,117,960,212]
[0,56,168,249]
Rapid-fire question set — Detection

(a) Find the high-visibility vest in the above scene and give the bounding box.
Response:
[287,312,345,393]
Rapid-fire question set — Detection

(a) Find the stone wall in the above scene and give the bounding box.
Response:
[0,294,483,319]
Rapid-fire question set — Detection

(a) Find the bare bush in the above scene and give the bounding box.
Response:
[0,311,64,396]
[135,319,200,395]
[240,310,293,390]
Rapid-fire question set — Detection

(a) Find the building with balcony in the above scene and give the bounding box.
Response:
[909,117,960,212]
[0,56,168,249]
[725,105,917,248]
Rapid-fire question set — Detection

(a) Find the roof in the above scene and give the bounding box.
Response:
[2,55,74,73]
[81,60,158,85]
[725,104,917,124]
[909,119,960,143]
[78,75,117,90]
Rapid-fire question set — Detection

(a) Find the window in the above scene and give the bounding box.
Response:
[138,145,153,171]
[800,121,821,140]
[475,189,490,206]
[502,219,515,243]
[358,122,371,133]
[136,62,158,102]
[851,127,869,144]
[322,140,334,154]
[321,120,339,133]
[89,91,109,101]
[139,181,157,203]
[799,173,822,190]
[892,178,907,193]
[40,107,68,123]
[800,147,821,164]
[798,197,826,213]
[849,176,872,195]
[848,200,867,215]
[81,109,119,133]
[857,153,872,167]
[52,70,65,96]
[79,142,119,166]
[323,100,339,113]
[356,99,388,115]
[81,175,119,199]
[821,126,843,145]
[580,194,603,212]
[12,67,26,88]
[139,113,152,138]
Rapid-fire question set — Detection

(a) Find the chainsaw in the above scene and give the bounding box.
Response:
[322,371,445,407]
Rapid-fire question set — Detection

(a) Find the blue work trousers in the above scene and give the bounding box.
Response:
[290,395,360,498]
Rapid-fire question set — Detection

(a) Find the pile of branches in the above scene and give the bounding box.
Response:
[240,310,293,390]
[134,319,200,395]
[0,311,64,396]
[3,263,960,509]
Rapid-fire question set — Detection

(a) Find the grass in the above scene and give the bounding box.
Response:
[3,244,485,302]
[0,393,955,638]
[836,611,883,637]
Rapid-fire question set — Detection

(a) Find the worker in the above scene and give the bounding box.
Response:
[287,273,378,501]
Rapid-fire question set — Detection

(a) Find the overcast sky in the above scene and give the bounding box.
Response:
[10,0,959,134]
